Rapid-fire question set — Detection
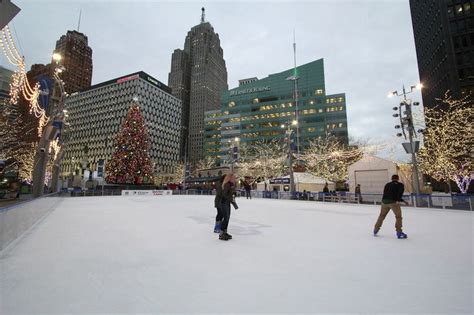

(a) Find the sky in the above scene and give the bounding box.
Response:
[5,0,424,161]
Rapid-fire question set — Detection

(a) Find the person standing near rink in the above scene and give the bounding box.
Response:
[373,174,409,239]
[219,173,236,241]
[213,175,226,233]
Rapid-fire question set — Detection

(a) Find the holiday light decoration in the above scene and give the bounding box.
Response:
[49,139,61,162]
[195,156,218,174]
[300,135,364,182]
[0,25,48,136]
[105,103,154,184]
[235,139,287,183]
[418,93,473,193]
[16,142,37,183]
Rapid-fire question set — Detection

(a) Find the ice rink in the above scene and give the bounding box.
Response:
[1,195,472,314]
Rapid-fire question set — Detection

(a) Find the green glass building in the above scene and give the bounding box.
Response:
[204,58,348,163]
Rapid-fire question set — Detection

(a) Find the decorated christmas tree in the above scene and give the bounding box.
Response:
[105,103,154,185]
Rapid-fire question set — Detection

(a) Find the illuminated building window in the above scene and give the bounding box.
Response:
[228,101,235,107]
[315,89,324,95]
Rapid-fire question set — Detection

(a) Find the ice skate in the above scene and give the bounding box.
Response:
[397,231,408,239]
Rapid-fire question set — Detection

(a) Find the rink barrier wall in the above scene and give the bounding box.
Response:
[56,187,473,211]
[0,193,62,251]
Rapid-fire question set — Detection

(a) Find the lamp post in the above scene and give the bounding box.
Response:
[281,119,298,196]
[228,136,240,173]
[32,53,67,197]
[389,83,423,197]
[182,127,189,191]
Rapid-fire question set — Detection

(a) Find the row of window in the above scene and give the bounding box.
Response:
[447,2,473,18]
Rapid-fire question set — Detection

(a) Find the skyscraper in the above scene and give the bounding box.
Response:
[409,0,474,109]
[53,30,93,94]
[168,8,228,164]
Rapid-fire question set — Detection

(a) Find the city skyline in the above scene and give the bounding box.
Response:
[7,0,423,160]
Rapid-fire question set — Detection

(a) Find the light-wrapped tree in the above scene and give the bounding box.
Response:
[236,138,287,184]
[300,135,363,182]
[105,104,154,185]
[418,93,473,193]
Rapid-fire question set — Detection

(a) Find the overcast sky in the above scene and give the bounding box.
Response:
[6,0,423,161]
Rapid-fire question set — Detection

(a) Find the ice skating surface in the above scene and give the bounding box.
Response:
[1,196,472,314]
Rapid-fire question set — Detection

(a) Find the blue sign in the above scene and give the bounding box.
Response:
[37,75,54,110]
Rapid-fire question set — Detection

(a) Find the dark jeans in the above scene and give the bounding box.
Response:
[215,205,223,223]
[246,190,251,199]
[220,200,231,231]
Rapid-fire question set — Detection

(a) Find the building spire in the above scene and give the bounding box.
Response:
[77,9,82,31]
[201,7,205,23]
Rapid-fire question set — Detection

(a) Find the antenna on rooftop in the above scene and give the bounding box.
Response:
[77,9,82,31]
[201,7,205,23]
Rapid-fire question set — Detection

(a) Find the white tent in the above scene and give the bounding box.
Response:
[256,172,335,192]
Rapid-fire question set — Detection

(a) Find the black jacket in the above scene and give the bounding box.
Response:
[222,182,234,203]
[382,181,405,204]
[214,180,223,208]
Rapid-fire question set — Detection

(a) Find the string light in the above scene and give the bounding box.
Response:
[300,135,364,182]
[0,25,48,136]
[417,92,473,193]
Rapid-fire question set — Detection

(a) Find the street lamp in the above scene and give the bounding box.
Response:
[32,53,68,196]
[281,120,296,196]
[389,84,423,198]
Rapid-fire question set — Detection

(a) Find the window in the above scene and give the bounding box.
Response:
[465,3,471,12]
[448,7,454,17]
[455,4,463,15]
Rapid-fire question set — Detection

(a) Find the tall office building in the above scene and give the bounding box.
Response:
[168,8,228,164]
[409,0,474,108]
[53,30,93,94]
[204,59,349,164]
[61,72,182,178]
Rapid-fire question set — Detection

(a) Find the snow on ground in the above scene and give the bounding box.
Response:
[1,196,472,314]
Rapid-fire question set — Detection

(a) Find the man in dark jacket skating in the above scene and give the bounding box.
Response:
[374,174,409,239]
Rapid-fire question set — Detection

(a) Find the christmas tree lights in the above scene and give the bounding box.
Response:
[105,103,154,185]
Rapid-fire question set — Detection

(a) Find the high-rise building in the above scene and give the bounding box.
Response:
[0,66,13,111]
[61,71,182,179]
[168,8,228,164]
[53,30,93,94]
[409,0,474,108]
[204,59,349,163]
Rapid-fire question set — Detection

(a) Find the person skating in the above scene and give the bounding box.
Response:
[355,184,363,203]
[373,174,409,239]
[219,173,236,241]
[244,180,252,199]
[213,175,226,233]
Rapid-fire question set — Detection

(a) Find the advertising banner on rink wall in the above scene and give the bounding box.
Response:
[121,190,173,196]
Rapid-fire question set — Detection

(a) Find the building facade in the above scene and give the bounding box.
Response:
[61,72,182,179]
[0,65,13,111]
[168,8,228,163]
[204,59,349,163]
[409,0,474,108]
[53,30,93,94]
